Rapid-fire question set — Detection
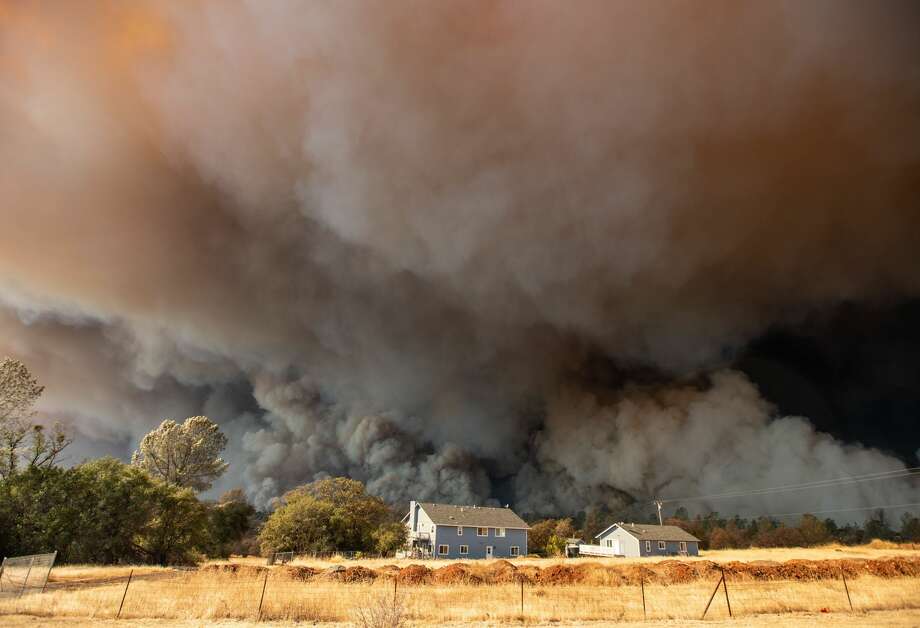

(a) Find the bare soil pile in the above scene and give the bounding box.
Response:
[432,563,482,585]
[276,566,318,581]
[342,566,378,582]
[395,564,432,585]
[388,556,920,587]
[239,555,919,586]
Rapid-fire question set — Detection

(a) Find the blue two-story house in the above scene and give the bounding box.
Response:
[404,501,529,559]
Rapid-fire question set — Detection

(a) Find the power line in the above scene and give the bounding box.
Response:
[657,466,920,504]
[757,501,920,520]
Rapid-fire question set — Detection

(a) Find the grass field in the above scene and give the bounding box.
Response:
[1,543,918,626]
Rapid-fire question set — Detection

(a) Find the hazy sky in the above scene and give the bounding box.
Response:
[1,0,919,518]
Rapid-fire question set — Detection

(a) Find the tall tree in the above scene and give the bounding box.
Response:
[0,357,70,478]
[132,416,229,491]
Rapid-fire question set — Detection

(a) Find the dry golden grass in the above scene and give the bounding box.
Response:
[3,608,920,627]
[2,544,918,625]
[3,569,918,624]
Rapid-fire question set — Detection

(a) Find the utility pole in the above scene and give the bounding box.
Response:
[655,500,663,525]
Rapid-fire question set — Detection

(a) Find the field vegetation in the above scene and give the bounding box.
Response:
[2,544,919,626]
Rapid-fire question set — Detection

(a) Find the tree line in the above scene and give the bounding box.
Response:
[0,357,406,564]
[0,357,259,564]
[525,506,920,556]
[3,355,918,563]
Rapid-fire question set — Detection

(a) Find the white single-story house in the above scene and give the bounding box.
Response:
[579,522,700,558]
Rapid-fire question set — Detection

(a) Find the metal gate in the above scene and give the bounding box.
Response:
[0,552,58,597]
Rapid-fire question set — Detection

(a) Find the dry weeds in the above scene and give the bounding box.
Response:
[2,544,918,625]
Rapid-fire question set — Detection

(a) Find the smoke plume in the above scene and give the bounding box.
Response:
[2,1,919,517]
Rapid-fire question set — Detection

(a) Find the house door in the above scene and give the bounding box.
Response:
[486,546,494,559]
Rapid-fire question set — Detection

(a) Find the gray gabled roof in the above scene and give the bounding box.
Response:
[417,502,530,529]
[596,522,700,543]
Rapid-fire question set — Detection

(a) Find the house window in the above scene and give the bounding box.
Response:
[459,545,469,555]
[477,527,488,537]
[495,527,506,537]
[510,546,520,557]
[457,526,463,536]
[679,541,687,552]
[645,541,651,553]
[438,545,449,556]
[658,541,666,550]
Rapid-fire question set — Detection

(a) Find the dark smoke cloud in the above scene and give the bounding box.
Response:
[1,1,919,516]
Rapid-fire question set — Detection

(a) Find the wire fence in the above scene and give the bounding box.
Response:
[1,565,917,623]
[0,552,57,598]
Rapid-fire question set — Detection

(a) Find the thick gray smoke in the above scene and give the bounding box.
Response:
[1,1,919,517]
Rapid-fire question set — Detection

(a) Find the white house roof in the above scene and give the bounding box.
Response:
[596,522,700,543]
[416,502,530,529]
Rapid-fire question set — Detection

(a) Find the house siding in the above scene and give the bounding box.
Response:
[598,527,640,557]
[432,525,528,559]
[596,525,699,557]
[414,506,435,535]
[638,540,699,557]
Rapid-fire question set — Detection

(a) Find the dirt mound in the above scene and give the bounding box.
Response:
[864,558,920,578]
[536,564,584,585]
[342,566,378,583]
[622,564,656,586]
[483,560,520,584]
[517,565,542,584]
[396,564,432,585]
[432,564,483,585]
[201,564,267,578]
[655,560,697,584]
[714,557,920,582]
[276,566,318,581]
[200,556,920,588]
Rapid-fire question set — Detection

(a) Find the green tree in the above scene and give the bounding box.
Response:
[132,416,228,491]
[259,477,390,555]
[371,521,409,556]
[136,481,210,565]
[527,520,557,556]
[797,514,831,546]
[545,534,567,556]
[0,464,82,559]
[259,492,336,554]
[68,458,161,564]
[205,488,257,558]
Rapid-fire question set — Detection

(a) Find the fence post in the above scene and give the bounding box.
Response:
[720,566,732,618]
[640,577,647,620]
[257,571,269,621]
[40,551,57,594]
[520,577,524,617]
[393,574,397,604]
[116,569,133,619]
[18,556,35,598]
[841,570,853,612]
[701,574,724,620]
[0,557,6,593]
